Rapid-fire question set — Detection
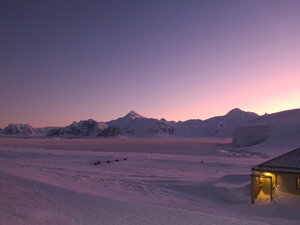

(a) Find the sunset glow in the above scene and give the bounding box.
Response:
[0,0,299,127]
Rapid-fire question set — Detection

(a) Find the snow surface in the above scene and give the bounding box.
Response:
[1,138,300,225]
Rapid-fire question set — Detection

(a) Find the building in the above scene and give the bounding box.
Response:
[251,148,300,204]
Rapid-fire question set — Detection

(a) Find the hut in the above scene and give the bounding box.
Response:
[251,147,300,204]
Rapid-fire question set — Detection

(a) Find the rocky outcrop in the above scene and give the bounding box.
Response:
[98,126,123,137]
[1,124,35,135]
[47,119,108,137]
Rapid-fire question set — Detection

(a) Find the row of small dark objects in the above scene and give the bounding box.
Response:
[94,157,127,165]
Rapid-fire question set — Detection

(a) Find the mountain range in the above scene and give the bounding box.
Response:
[1,108,300,147]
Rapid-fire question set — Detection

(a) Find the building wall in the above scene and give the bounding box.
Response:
[277,173,300,195]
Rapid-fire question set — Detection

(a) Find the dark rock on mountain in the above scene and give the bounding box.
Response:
[98,126,123,137]
[47,127,64,137]
[47,119,108,137]
[1,124,35,135]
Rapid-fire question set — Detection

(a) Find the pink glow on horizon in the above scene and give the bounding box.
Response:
[0,1,299,128]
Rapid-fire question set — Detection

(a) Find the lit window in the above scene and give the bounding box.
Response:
[296,177,300,190]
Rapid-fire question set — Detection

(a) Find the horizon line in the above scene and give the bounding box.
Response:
[1,107,300,129]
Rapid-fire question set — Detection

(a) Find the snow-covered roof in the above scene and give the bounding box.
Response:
[253,148,300,173]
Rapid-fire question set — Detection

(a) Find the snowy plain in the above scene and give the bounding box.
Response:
[1,138,300,225]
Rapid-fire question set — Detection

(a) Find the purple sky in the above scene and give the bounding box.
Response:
[1,0,299,127]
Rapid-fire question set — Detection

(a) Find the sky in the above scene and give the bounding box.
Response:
[0,0,299,127]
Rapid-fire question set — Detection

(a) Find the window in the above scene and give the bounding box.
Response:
[296,177,300,190]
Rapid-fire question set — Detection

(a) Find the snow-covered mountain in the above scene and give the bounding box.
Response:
[0,124,35,135]
[175,119,205,137]
[175,108,259,138]
[0,109,260,138]
[108,111,175,137]
[106,109,258,138]
[47,119,108,138]
[98,126,123,137]
[3,108,299,141]
[35,127,61,135]
[233,108,300,147]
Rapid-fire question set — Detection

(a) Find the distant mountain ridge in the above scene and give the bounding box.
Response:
[47,119,108,138]
[0,108,259,138]
[107,111,175,137]
[1,124,35,135]
[1,108,299,144]
[175,108,258,138]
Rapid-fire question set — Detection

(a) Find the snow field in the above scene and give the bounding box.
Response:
[1,139,300,224]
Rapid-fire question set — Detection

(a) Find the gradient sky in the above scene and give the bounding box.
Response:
[1,0,299,127]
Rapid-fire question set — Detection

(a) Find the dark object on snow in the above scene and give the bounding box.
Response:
[200,161,203,164]
[94,161,101,165]
[124,157,127,161]
[106,160,111,163]
[115,159,119,162]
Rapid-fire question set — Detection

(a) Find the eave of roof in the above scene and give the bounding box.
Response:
[252,166,300,174]
[254,147,300,170]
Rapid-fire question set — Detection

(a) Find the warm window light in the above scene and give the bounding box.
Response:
[263,172,272,176]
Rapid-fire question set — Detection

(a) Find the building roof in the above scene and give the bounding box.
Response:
[253,148,300,173]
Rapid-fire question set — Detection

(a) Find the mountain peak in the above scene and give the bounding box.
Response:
[1,123,35,135]
[225,108,258,119]
[227,108,243,115]
[125,111,145,119]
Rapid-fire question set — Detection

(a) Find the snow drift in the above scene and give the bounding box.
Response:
[233,108,300,147]
[233,125,270,147]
